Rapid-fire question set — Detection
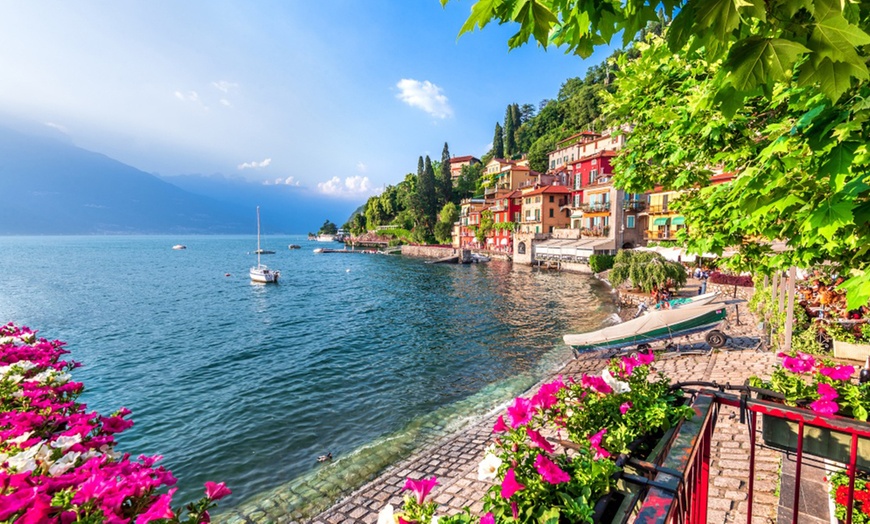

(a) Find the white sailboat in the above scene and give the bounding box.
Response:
[250,207,280,284]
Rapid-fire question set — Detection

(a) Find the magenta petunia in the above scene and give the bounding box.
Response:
[500,468,525,499]
[507,397,534,428]
[637,350,655,365]
[589,428,611,459]
[135,489,176,524]
[581,374,613,394]
[820,365,855,381]
[534,454,571,484]
[403,476,438,504]
[619,356,639,377]
[817,382,839,401]
[810,398,839,416]
[493,414,508,433]
[480,512,495,524]
[526,427,555,453]
[204,481,232,501]
[531,377,565,410]
[511,501,519,520]
[779,351,815,374]
[620,402,633,415]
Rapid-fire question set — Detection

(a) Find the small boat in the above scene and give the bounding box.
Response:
[564,302,728,352]
[288,244,301,250]
[250,207,279,284]
[316,234,336,242]
[254,249,275,255]
[313,248,325,254]
[470,253,491,263]
[172,244,186,250]
[635,291,720,316]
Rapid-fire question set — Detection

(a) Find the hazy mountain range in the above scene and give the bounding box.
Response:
[0,125,361,235]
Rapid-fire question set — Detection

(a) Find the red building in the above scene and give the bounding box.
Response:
[485,190,522,252]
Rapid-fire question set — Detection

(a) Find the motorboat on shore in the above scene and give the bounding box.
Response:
[250,207,279,284]
[635,291,721,316]
[172,244,186,250]
[564,302,729,353]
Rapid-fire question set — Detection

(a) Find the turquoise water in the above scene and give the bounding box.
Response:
[0,235,616,514]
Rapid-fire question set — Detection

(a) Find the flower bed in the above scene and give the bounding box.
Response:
[379,351,693,523]
[0,322,229,523]
[708,271,753,287]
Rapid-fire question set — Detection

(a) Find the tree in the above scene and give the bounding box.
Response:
[492,122,504,159]
[417,156,424,178]
[456,162,484,199]
[504,105,516,158]
[438,142,453,208]
[318,220,338,235]
[442,0,870,307]
[475,210,495,245]
[435,202,459,244]
[413,155,438,239]
[609,250,687,292]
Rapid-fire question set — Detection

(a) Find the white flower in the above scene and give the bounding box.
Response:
[431,517,439,524]
[477,451,503,481]
[48,451,81,476]
[50,434,81,452]
[7,443,44,473]
[377,504,395,524]
[0,336,13,346]
[602,369,631,394]
[9,432,32,445]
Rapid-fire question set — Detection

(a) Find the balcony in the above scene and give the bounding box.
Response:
[581,226,610,238]
[522,216,542,224]
[645,229,672,239]
[623,201,646,212]
[581,202,611,213]
[588,175,612,186]
[648,204,669,214]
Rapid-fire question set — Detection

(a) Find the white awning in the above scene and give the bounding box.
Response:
[500,238,509,245]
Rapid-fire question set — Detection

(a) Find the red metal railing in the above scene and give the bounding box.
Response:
[632,387,870,524]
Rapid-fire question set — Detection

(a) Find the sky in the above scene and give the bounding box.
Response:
[0,1,612,204]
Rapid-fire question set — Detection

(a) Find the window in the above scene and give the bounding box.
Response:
[627,216,636,228]
[574,194,581,207]
[549,209,554,218]
[590,169,599,182]
[549,195,554,203]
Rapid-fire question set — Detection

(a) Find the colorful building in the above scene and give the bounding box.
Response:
[517,185,571,235]
[449,155,480,185]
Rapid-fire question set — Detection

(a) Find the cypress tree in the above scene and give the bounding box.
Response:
[417,155,424,178]
[504,105,516,158]
[439,142,453,206]
[415,155,437,236]
[493,122,504,159]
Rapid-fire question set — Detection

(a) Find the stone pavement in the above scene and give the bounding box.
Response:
[225,304,792,524]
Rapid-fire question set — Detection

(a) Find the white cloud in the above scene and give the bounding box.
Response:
[238,158,272,170]
[212,80,238,93]
[395,79,453,119]
[356,161,367,173]
[174,90,200,102]
[263,176,300,187]
[219,98,232,108]
[44,122,68,134]
[317,176,372,197]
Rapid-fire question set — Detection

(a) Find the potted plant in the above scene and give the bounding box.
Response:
[828,469,870,523]
[749,351,870,470]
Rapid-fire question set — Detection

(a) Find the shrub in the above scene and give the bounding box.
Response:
[589,254,615,273]
[709,271,753,287]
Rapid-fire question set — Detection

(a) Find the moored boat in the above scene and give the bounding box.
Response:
[288,244,301,249]
[250,207,279,284]
[172,244,186,250]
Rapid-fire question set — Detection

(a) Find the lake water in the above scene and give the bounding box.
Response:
[0,235,616,516]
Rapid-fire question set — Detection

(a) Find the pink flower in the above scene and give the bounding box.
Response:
[817,383,839,401]
[821,365,855,381]
[526,427,555,453]
[620,402,633,415]
[135,489,176,524]
[810,399,839,416]
[779,352,815,374]
[637,350,655,365]
[589,428,611,459]
[507,397,533,428]
[511,501,519,519]
[500,468,525,499]
[531,377,565,410]
[403,476,438,505]
[493,415,508,434]
[100,415,134,434]
[18,493,52,524]
[619,356,639,377]
[581,374,612,394]
[481,513,495,524]
[534,454,571,484]
[204,481,232,501]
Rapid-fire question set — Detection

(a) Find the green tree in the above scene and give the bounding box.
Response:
[475,210,495,245]
[438,142,453,208]
[492,122,504,159]
[413,155,438,239]
[456,162,484,199]
[435,201,459,244]
[609,250,687,292]
[318,220,338,235]
[504,105,516,158]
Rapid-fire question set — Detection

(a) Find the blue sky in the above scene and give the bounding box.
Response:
[0,1,611,203]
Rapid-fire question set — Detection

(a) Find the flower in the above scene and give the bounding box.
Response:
[500,468,525,499]
[810,398,839,416]
[531,377,565,410]
[377,504,396,524]
[619,356,640,377]
[534,454,571,484]
[589,428,611,460]
[135,488,176,524]
[481,513,495,524]
[580,374,612,394]
[477,451,503,481]
[205,481,232,501]
[507,397,533,428]
[637,350,655,365]
[602,369,631,394]
[526,427,555,453]
[492,415,508,434]
[821,365,855,381]
[404,477,438,505]
[817,382,839,401]
[620,402,633,415]
[778,351,815,374]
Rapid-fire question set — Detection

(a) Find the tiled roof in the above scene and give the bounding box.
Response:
[569,149,618,165]
[522,185,572,196]
[450,155,479,164]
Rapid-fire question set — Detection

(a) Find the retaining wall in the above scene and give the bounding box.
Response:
[401,245,457,259]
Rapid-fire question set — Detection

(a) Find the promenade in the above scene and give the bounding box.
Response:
[224,302,791,524]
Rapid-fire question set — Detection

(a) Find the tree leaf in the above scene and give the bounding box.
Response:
[840,271,870,310]
[726,37,810,92]
[808,198,853,240]
[530,1,559,44]
[798,56,868,101]
[819,142,857,190]
[807,14,870,63]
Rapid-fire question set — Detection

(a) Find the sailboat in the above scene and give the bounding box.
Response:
[250,207,280,283]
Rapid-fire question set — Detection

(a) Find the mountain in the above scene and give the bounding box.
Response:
[0,126,361,234]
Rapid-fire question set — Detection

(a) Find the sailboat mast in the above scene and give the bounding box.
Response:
[256,206,261,267]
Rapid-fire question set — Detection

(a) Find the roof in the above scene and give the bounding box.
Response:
[522,185,572,196]
[450,155,480,164]
[569,149,619,165]
[710,171,737,184]
[556,130,601,147]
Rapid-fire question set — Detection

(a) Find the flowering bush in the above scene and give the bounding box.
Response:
[829,470,870,524]
[708,271,753,287]
[749,350,870,420]
[383,351,693,523]
[0,322,229,523]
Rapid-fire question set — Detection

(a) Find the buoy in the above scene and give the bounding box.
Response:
[346,269,350,273]
[225,273,231,277]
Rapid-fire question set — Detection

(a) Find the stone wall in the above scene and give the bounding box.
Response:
[401,245,457,259]
[708,282,755,301]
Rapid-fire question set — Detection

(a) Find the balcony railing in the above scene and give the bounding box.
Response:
[580,226,610,238]
[648,204,669,214]
[522,216,542,223]
[623,201,646,212]
[645,230,672,239]
[581,202,611,213]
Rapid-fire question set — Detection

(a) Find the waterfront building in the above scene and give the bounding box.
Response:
[517,185,571,235]
[455,197,487,249]
[484,189,522,252]
[641,171,736,242]
[547,130,625,172]
[482,158,538,198]
[449,155,480,185]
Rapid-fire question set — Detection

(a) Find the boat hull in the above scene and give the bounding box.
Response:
[250,266,279,283]
[564,303,728,351]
